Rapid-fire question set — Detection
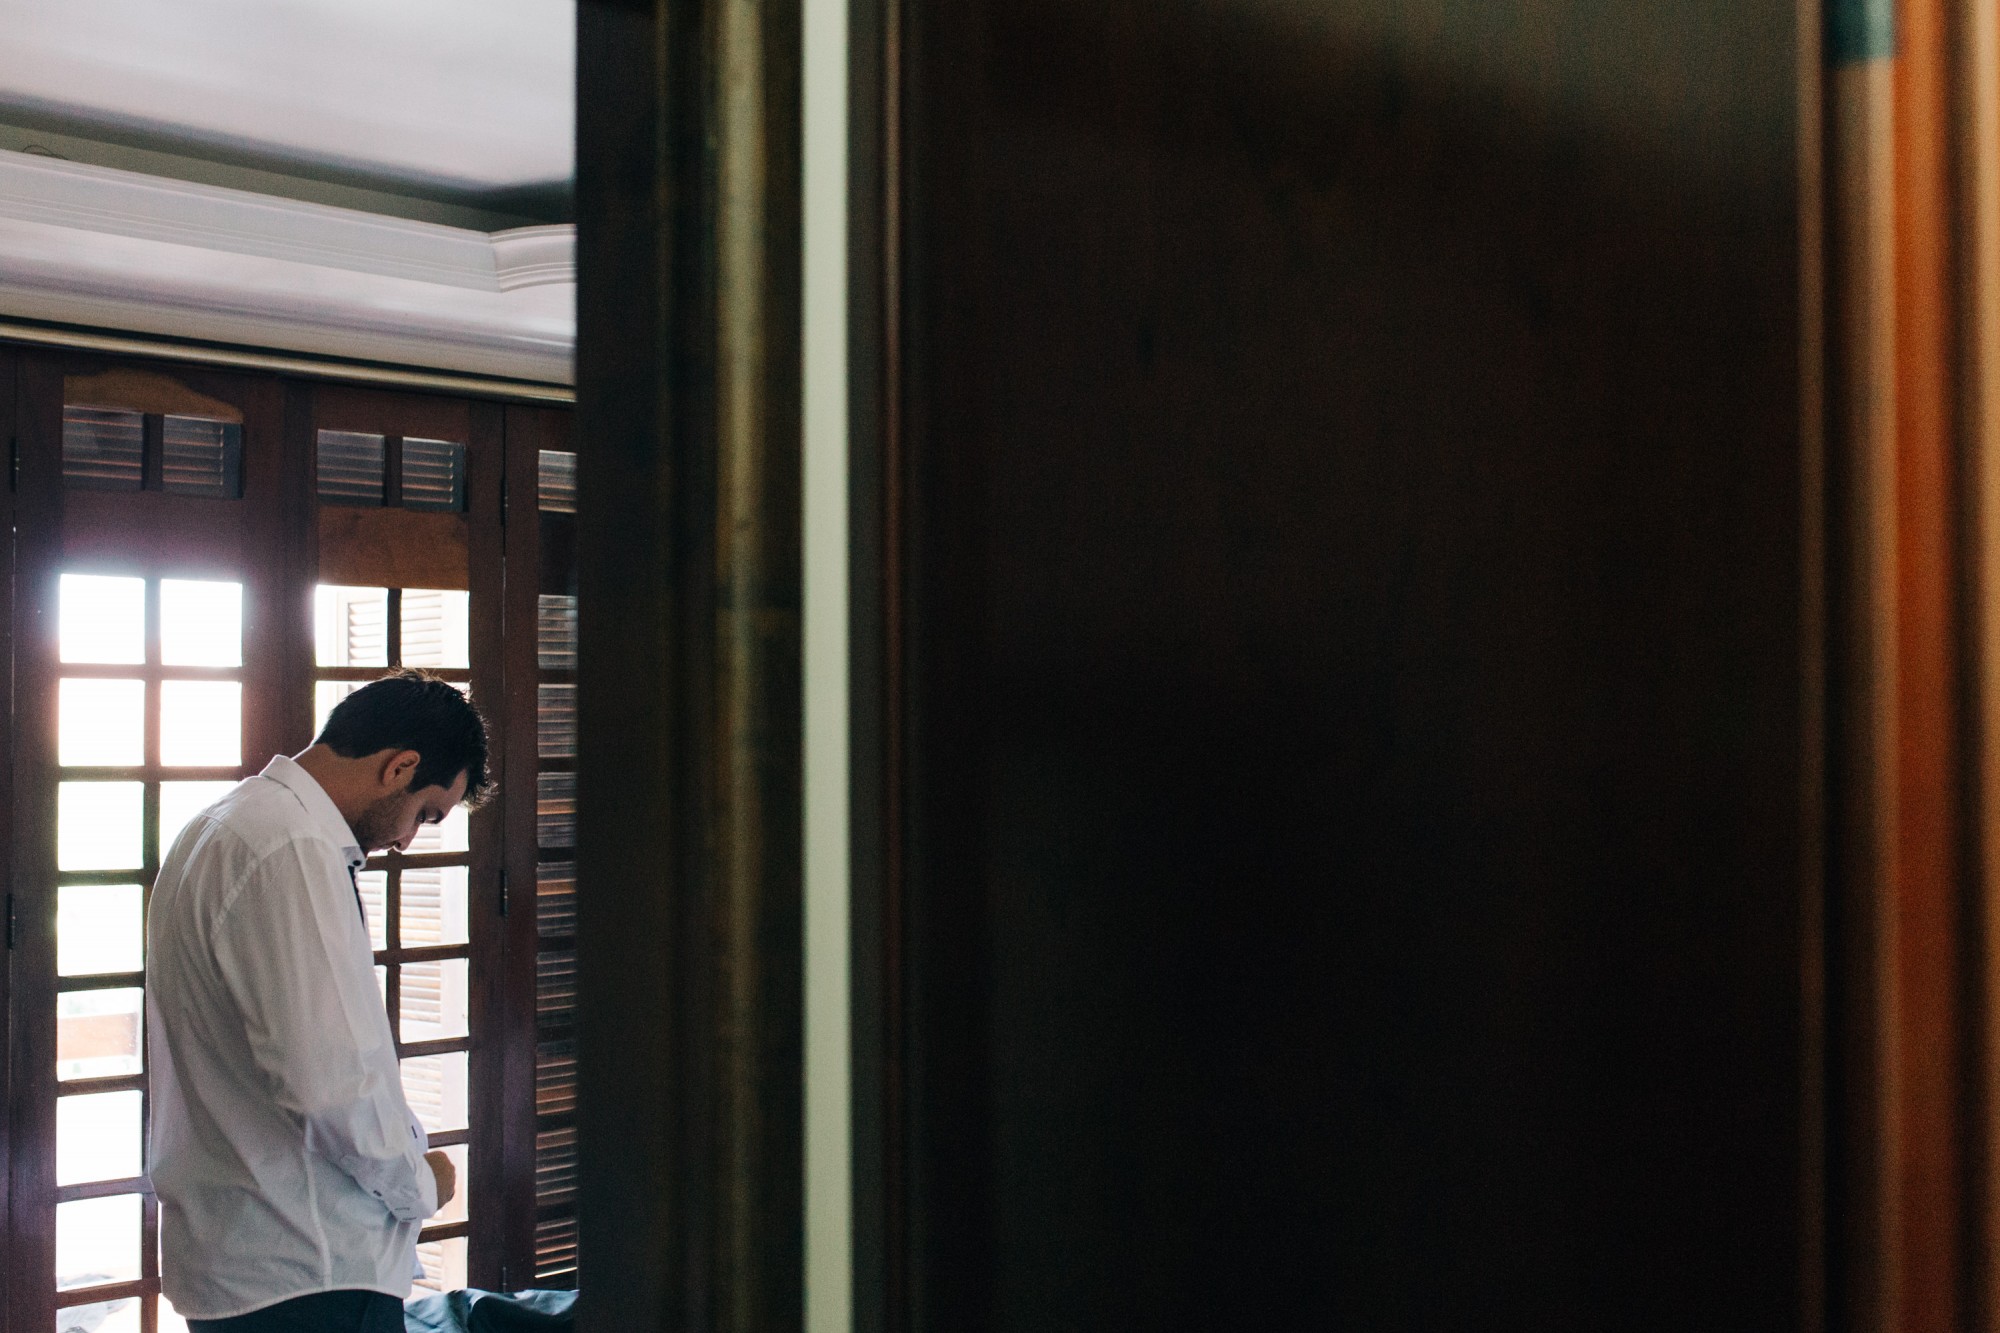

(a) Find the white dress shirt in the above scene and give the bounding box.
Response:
[147,755,436,1320]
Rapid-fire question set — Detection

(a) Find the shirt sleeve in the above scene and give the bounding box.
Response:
[211,838,439,1224]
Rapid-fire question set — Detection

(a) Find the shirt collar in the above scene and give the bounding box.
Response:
[260,755,366,872]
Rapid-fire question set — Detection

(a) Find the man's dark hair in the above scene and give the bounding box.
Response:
[316,670,493,806]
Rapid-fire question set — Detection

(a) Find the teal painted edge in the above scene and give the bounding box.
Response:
[1828,0,1896,62]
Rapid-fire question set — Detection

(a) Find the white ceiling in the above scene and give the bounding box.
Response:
[0,0,573,212]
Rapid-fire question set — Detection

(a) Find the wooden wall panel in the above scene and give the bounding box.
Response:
[862,2,1814,1329]
[1892,0,1967,1326]
[574,0,805,1329]
[1955,0,2000,1325]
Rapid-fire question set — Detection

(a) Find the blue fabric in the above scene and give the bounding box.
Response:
[403,1289,576,1333]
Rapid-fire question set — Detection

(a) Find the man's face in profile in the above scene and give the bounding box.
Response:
[350,769,470,854]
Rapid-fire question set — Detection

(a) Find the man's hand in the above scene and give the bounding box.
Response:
[424,1149,457,1213]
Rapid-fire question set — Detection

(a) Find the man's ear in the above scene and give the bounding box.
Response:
[380,749,422,791]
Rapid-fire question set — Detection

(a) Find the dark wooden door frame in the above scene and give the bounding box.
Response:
[845,0,900,1326]
[574,1,805,1330]
[836,4,1902,1333]
[0,348,16,1333]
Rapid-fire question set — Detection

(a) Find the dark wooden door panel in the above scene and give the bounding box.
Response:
[861,2,1812,1329]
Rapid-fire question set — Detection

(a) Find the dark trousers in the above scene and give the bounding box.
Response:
[188,1290,404,1333]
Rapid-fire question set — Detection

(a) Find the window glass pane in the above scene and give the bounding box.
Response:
[400,589,469,669]
[59,680,144,767]
[401,438,466,512]
[62,406,143,492]
[160,782,235,862]
[160,681,241,768]
[431,1143,469,1225]
[375,964,389,1010]
[160,579,243,667]
[59,575,145,665]
[400,958,469,1043]
[400,1051,469,1136]
[56,1090,143,1186]
[56,1193,142,1291]
[58,989,143,1081]
[58,782,142,871]
[58,884,144,976]
[406,804,468,857]
[413,1237,468,1295]
[59,1293,142,1333]
[538,594,577,670]
[315,585,389,667]
[158,1297,192,1333]
[161,416,243,499]
[317,430,385,505]
[538,450,577,513]
[402,866,468,948]
[539,684,576,759]
[357,869,387,951]
[313,680,361,737]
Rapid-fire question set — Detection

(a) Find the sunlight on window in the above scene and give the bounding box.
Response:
[55,1193,141,1290]
[159,579,242,667]
[402,589,470,669]
[414,1237,469,1295]
[402,866,469,948]
[159,782,235,862]
[160,681,241,767]
[59,575,145,665]
[57,989,142,1082]
[400,1051,469,1136]
[407,804,469,856]
[56,1091,142,1186]
[315,586,389,667]
[57,782,142,871]
[401,958,469,1043]
[58,680,144,767]
[57,884,143,976]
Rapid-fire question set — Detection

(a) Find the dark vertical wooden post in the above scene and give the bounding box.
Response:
[1825,2,1902,1329]
[1956,0,2000,1324]
[465,400,510,1291]
[847,0,900,1324]
[0,347,16,1333]
[10,354,63,1333]
[575,0,804,1329]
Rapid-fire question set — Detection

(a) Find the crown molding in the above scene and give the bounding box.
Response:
[491,225,576,291]
[0,147,575,383]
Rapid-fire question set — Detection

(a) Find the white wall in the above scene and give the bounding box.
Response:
[802,0,851,1326]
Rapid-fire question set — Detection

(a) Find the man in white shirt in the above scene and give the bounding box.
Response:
[147,671,493,1333]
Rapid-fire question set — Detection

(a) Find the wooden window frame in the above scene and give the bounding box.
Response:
[0,347,570,1331]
